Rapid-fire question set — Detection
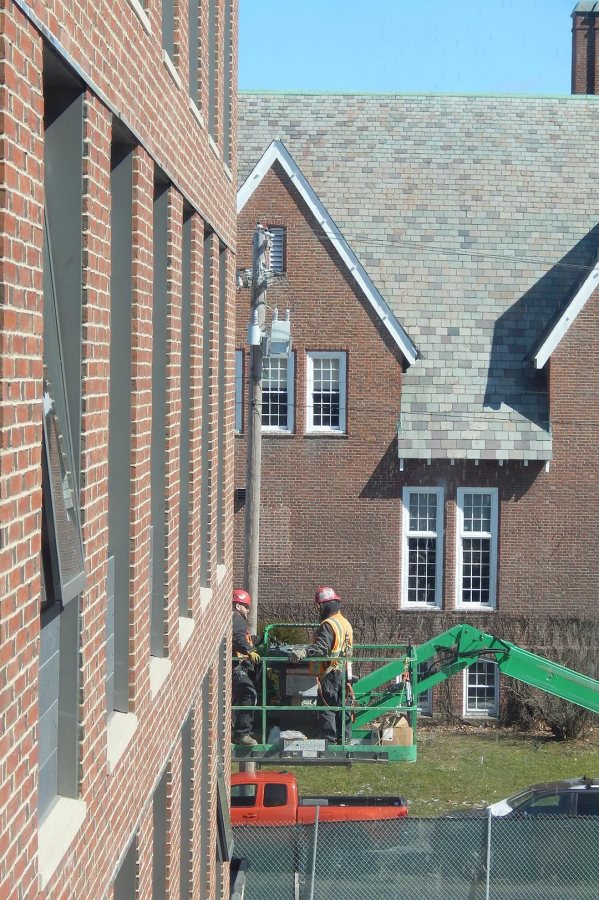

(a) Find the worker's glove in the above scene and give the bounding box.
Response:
[290,648,307,662]
[248,651,261,665]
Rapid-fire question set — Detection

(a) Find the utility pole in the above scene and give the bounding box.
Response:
[244,223,270,634]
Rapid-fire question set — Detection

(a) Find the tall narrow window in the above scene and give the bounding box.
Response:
[217,246,226,565]
[162,0,174,58]
[200,229,213,588]
[401,487,444,608]
[152,766,169,899]
[113,834,138,900]
[234,350,243,434]
[222,0,232,165]
[456,488,498,609]
[40,49,85,820]
[109,129,135,714]
[268,226,286,273]
[306,351,346,433]
[179,208,193,617]
[180,712,193,900]
[199,675,210,900]
[464,661,499,716]
[262,354,294,432]
[207,0,217,139]
[188,0,200,105]
[151,176,169,657]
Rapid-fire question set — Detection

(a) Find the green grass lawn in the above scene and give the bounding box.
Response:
[269,725,599,816]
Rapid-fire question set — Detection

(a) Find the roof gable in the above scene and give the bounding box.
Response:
[532,256,599,369]
[237,139,419,366]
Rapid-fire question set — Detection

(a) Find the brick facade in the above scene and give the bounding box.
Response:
[234,154,599,715]
[0,1,237,897]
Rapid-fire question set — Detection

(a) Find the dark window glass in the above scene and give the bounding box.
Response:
[577,792,599,816]
[264,783,288,808]
[230,784,257,808]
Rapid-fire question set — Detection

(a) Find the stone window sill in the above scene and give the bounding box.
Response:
[179,615,195,649]
[38,797,87,890]
[126,0,151,34]
[106,711,138,773]
[149,656,172,699]
[162,50,182,90]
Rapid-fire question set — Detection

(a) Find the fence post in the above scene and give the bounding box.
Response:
[485,807,492,900]
[308,805,320,900]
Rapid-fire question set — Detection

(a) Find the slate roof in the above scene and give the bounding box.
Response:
[238,93,599,461]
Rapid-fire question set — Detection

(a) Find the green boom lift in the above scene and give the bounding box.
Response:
[232,622,599,764]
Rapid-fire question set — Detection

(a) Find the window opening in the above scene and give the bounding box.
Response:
[464,660,498,716]
[262,354,294,432]
[456,488,498,608]
[306,351,346,433]
[402,488,443,608]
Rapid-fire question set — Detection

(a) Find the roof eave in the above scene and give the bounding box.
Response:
[533,257,599,369]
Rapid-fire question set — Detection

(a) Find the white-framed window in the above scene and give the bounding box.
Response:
[456,488,498,609]
[306,351,346,433]
[401,487,444,608]
[234,350,243,434]
[262,353,294,432]
[463,661,499,717]
[268,226,285,273]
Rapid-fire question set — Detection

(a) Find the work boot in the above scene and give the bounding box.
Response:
[236,734,258,746]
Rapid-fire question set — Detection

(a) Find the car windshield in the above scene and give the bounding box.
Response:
[501,788,537,812]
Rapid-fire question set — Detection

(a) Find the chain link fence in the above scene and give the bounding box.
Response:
[233,814,599,899]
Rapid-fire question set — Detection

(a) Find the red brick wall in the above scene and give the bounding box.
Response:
[234,167,599,631]
[0,0,237,897]
[235,164,406,610]
[572,9,599,94]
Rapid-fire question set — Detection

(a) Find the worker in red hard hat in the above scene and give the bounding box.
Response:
[290,586,354,743]
[232,589,260,746]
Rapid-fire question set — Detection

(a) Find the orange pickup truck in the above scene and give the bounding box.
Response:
[231,771,408,826]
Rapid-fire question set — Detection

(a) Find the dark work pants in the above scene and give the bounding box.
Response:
[318,668,352,744]
[232,667,257,738]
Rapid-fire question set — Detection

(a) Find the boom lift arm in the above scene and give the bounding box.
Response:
[352,623,599,730]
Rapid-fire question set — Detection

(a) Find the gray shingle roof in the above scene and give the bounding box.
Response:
[238,93,599,460]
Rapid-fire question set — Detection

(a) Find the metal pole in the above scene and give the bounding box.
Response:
[485,806,492,900]
[244,223,269,635]
[308,804,319,900]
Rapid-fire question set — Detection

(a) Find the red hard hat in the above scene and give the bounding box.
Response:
[314,586,341,604]
[232,588,251,608]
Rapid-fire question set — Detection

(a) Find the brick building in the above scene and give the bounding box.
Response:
[0,1,237,897]
[234,19,599,718]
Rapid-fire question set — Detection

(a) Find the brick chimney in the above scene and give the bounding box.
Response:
[572,2,599,93]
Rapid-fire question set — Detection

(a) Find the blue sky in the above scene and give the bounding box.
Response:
[239,0,575,95]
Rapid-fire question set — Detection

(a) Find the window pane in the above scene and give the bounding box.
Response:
[466,661,497,714]
[308,353,345,432]
[462,492,491,533]
[235,351,243,433]
[230,784,257,807]
[263,783,287,807]
[461,538,491,603]
[407,537,437,604]
[578,793,599,816]
[41,375,85,606]
[409,492,437,532]
[262,356,289,428]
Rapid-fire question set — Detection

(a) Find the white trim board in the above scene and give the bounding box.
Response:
[534,257,599,369]
[237,140,419,366]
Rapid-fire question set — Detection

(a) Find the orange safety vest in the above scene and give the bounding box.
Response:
[313,611,353,677]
